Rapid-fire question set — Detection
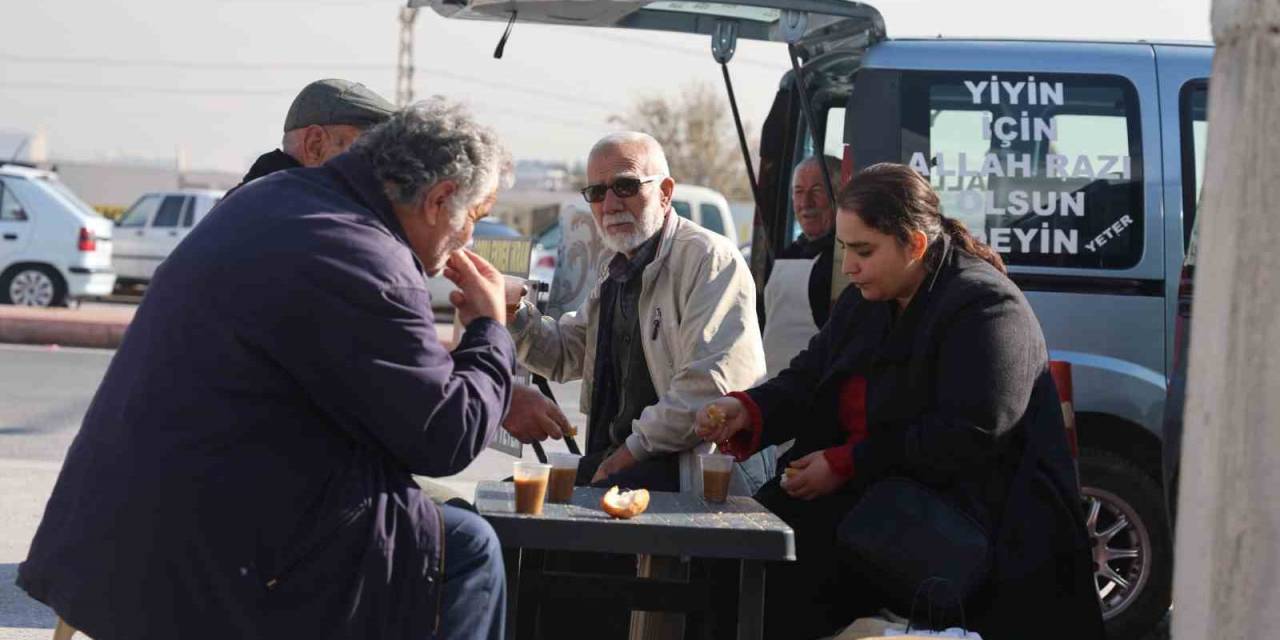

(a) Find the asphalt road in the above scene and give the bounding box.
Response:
[0,344,112,463]
[0,343,1170,640]
[0,338,585,484]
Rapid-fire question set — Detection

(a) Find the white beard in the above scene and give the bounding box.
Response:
[599,210,664,254]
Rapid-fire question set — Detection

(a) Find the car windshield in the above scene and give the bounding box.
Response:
[37,175,105,219]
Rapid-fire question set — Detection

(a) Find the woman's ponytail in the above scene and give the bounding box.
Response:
[940,216,1006,274]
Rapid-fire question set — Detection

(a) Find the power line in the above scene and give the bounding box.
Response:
[2,81,293,96]
[0,51,389,71]
[0,52,622,112]
[0,81,596,131]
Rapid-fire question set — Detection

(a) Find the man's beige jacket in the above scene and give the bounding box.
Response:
[510,213,766,490]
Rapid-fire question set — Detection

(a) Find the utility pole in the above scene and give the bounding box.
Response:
[396,7,419,107]
[1172,0,1280,638]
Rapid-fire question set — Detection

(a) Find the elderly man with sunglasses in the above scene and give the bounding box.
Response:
[508,132,766,491]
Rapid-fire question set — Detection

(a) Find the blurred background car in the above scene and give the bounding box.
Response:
[528,220,561,287]
[669,183,738,247]
[1,162,115,307]
[112,189,223,291]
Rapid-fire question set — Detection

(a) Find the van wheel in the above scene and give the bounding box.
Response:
[1079,449,1172,639]
[1,265,67,307]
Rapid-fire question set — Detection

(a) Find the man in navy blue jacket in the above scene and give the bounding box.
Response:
[18,98,515,640]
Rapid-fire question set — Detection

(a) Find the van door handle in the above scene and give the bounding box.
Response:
[169,230,179,237]
[135,231,145,236]
[2,233,16,240]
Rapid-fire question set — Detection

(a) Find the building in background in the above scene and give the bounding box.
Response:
[43,161,239,210]
[2,128,238,210]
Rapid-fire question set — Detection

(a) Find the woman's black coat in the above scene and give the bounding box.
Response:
[746,236,1105,639]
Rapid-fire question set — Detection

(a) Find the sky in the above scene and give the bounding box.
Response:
[0,0,1212,173]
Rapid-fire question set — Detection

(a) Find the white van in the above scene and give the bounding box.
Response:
[669,184,739,247]
[0,163,115,307]
[113,189,224,286]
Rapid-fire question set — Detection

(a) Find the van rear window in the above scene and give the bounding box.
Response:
[854,70,1144,269]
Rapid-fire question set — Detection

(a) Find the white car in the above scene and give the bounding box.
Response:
[1,163,115,307]
[113,189,224,286]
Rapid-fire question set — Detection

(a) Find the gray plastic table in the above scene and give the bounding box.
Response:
[474,481,795,640]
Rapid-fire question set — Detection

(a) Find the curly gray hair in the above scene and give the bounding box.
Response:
[353,97,513,217]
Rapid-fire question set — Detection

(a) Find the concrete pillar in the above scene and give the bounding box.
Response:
[1172,1,1280,638]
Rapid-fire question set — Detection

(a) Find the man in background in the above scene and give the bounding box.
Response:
[229,78,395,194]
[761,155,843,377]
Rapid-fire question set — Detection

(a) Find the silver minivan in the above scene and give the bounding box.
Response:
[421,2,1210,635]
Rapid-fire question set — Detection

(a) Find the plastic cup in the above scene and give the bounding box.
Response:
[503,275,529,317]
[699,453,734,503]
[545,452,581,504]
[513,461,551,515]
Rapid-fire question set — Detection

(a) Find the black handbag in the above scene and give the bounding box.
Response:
[836,477,991,613]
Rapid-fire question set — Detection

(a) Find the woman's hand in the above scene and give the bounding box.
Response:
[781,451,847,500]
[694,396,747,444]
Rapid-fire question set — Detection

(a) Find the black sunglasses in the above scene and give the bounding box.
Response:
[580,174,665,204]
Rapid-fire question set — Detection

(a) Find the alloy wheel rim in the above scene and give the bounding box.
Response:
[1082,487,1151,620]
[9,270,55,307]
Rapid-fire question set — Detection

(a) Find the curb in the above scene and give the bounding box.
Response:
[0,307,130,350]
[0,306,461,352]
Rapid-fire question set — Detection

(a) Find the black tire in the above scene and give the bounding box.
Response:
[1078,449,1172,639]
[0,264,68,307]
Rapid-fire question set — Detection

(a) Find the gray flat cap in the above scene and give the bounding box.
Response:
[283,79,396,132]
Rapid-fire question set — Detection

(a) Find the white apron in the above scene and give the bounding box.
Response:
[762,257,822,378]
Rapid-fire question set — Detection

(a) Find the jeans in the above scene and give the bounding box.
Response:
[439,504,506,640]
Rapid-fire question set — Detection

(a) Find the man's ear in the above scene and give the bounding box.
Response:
[421,180,459,226]
[301,125,328,166]
[659,176,675,210]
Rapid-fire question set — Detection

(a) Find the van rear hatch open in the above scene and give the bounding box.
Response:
[416,0,885,281]
[415,0,884,56]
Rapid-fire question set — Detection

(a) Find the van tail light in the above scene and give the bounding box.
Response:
[1172,264,1194,370]
[1049,360,1078,459]
[77,227,96,252]
[1177,264,1195,314]
[536,255,556,269]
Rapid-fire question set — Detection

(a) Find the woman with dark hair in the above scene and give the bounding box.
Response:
[696,163,1103,640]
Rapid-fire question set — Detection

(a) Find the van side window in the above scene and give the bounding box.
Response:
[1180,81,1208,260]
[893,72,1144,269]
[186,197,216,228]
[0,181,29,221]
[699,203,726,235]
[673,200,692,220]
[152,196,186,228]
[119,195,161,228]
